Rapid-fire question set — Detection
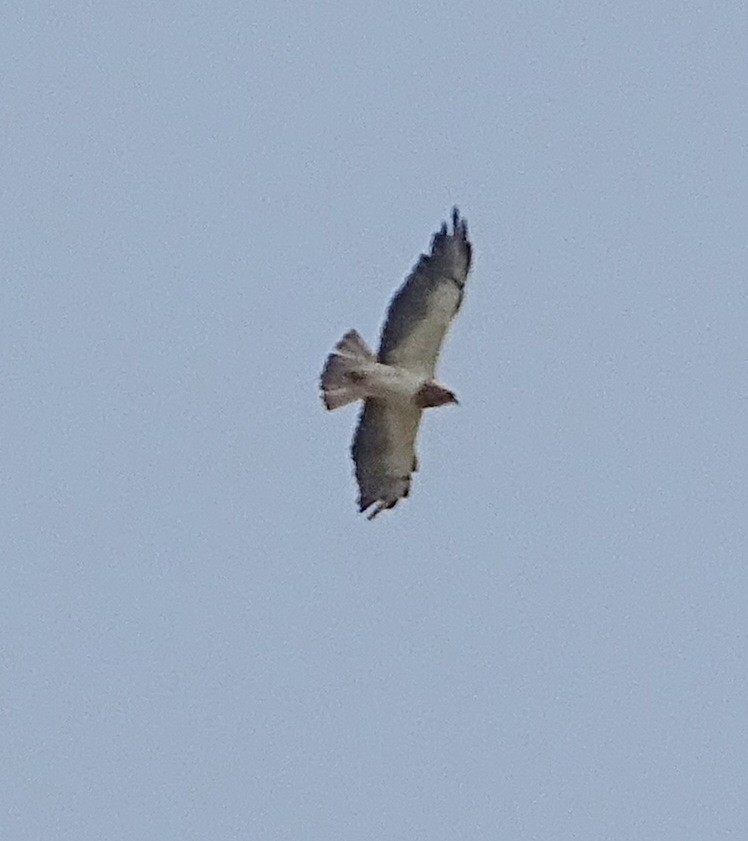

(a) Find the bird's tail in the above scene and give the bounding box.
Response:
[320,330,376,410]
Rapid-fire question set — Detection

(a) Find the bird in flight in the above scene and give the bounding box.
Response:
[320,208,473,519]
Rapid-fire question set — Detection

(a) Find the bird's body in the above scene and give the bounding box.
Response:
[320,209,472,519]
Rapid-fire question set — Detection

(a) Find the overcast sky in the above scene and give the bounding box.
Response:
[3,1,747,839]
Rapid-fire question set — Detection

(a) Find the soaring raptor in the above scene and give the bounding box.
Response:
[320,208,472,519]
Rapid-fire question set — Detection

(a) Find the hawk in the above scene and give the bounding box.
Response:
[320,208,472,519]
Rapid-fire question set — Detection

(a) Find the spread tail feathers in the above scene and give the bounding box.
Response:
[320,330,376,410]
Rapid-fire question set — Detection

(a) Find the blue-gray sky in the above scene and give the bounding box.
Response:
[3,2,747,839]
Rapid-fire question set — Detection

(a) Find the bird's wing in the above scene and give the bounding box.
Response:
[378,208,472,379]
[351,398,422,519]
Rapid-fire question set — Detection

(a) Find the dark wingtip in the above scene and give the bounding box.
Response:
[451,206,468,240]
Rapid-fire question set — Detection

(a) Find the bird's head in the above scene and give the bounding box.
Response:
[415,382,459,408]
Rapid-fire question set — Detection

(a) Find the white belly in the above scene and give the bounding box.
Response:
[361,362,425,402]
